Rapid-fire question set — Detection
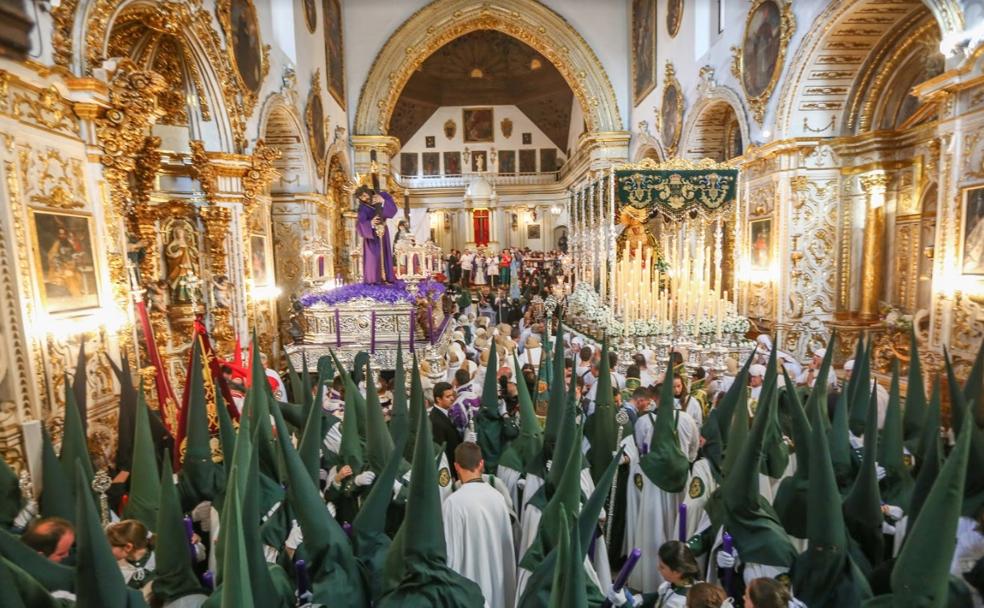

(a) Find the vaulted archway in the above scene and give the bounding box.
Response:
[353,0,624,139]
[775,0,941,138]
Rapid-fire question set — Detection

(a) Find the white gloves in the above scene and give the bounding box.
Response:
[881,520,897,535]
[716,547,739,569]
[876,464,887,481]
[883,505,904,520]
[605,587,628,607]
[12,501,37,530]
[354,471,377,487]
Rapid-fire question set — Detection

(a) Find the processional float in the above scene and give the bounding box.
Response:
[565,158,756,375]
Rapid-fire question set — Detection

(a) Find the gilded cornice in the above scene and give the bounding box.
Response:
[350,135,401,157]
[353,0,624,138]
[0,70,81,139]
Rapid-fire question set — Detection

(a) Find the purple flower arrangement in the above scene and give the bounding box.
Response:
[299,279,446,308]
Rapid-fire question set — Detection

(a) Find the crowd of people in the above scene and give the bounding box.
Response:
[1,266,982,608]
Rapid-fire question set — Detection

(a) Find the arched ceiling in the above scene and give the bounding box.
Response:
[683,102,743,162]
[777,0,939,137]
[389,30,574,149]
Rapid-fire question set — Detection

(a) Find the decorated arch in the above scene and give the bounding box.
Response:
[353,0,624,138]
[775,0,942,138]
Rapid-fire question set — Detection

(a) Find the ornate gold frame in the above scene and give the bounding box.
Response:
[632,0,658,106]
[303,0,317,34]
[462,108,495,143]
[306,70,328,179]
[667,0,683,39]
[959,184,984,277]
[659,62,684,158]
[28,208,102,315]
[323,0,346,108]
[731,0,795,124]
[748,217,773,272]
[216,0,270,121]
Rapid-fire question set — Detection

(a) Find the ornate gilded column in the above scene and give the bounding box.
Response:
[200,206,234,351]
[859,172,889,321]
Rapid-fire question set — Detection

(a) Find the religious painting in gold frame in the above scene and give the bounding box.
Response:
[632,0,657,105]
[660,62,684,158]
[734,0,794,123]
[251,234,270,286]
[960,185,984,275]
[749,218,772,272]
[303,0,317,33]
[527,224,541,240]
[323,0,346,108]
[463,108,494,143]
[667,0,683,38]
[306,70,328,179]
[217,0,268,96]
[29,208,101,314]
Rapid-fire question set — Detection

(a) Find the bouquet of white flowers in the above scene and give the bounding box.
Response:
[608,318,625,337]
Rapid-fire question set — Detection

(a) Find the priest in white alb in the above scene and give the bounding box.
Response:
[442,442,516,608]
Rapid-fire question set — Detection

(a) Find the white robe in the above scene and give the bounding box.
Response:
[444,481,517,608]
[474,257,488,285]
[677,396,703,427]
[522,346,542,368]
[516,468,596,561]
[496,465,523,521]
[628,410,696,593]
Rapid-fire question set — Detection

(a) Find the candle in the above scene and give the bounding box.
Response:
[612,548,642,592]
[678,503,688,542]
[942,299,954,347]
[295,559,311,597]
[202,571,215,591]
[370,311,377,353]
[183,516,196,561]
[335,308,342,348]
[428,302,435,344]
[409,310,416,352]
[722,532,735,596]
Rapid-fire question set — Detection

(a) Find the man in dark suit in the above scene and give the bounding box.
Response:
[430,381,462,477]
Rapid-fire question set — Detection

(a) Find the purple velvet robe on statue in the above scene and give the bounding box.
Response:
[356,191,398,283]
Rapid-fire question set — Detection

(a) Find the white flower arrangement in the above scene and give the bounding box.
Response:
[698,317,717,335]
[722,314,750,334]
[882,304,913,332]
[607,319,625,337]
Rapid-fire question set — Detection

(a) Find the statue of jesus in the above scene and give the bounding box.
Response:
[355,185,398,284]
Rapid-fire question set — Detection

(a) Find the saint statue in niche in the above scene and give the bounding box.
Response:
[164,221,200,303]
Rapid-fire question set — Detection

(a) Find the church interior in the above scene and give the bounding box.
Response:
[2,0,984,605]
